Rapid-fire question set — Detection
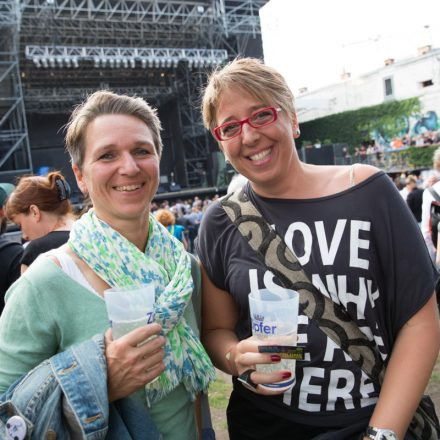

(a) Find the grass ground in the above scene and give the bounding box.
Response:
[426,356,440,410]
[207,373,231,440]
[209,358,440,440]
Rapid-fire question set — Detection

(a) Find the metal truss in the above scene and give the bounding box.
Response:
[222,0,266,36]
[180,135,212,187]
[25,45,228,70]
[18,0,267,47]
[24,85,174,113]
[19,19,206,47]
[19,0,265,31]
[1,0,267,186]
[0,0,19,26]
[20,0,215,25]
[174,63,213,188]
[0,2,32,180]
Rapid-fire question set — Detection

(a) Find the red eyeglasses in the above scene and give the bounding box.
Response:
[214,106,281,141]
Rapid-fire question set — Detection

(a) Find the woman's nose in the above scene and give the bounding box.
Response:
[120,153,140,174]
[240,122,260,145]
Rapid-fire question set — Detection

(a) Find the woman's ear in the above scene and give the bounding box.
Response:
[72,163,87,195]
[292,115,300,138]
[29,204,41,221]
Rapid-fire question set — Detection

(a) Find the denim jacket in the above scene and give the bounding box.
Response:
[0,334,160,440]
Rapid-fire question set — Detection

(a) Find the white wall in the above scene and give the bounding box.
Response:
[296,49,440,123]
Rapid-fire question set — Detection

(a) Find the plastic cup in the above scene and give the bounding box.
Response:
[104,284,156,340]
[248,288,299,392]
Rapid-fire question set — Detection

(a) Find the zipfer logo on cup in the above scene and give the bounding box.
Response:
[251,313,278,335]
[146,311,155,324]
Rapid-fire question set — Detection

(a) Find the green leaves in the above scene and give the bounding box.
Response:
[299,98,421,152]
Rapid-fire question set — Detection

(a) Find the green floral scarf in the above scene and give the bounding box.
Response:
[69,209,215,404]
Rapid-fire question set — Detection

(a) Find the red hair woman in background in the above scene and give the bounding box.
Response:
[5,171,75,273]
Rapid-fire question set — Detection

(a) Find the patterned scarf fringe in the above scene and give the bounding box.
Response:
[69,210,215,405]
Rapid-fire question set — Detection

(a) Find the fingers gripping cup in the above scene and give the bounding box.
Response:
[249,288,299,392]
[104,285,156,339]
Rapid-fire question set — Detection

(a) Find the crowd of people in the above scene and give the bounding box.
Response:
[391,148,440,272]
[0,58,439,440]
[307,131,440,164]
[151,195,218,253]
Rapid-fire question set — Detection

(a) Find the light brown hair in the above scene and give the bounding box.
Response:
[5,171,73,219]
[405,175,417,185]
[155,208,175,227]
[65,90,163,168]
[201,57,296,134]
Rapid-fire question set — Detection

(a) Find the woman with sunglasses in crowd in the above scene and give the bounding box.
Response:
[196,58,439,439]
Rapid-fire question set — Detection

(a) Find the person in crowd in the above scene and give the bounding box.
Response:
[182,206,202,253]
[0,183,23,314]
[0,91,215,438]
[5,171,75,273]
[421,146,440,261]
[421,147,440,188]
[399,174,417,201]
[197,58,439,439]
[155,208,188,249]
[406,181,424,226]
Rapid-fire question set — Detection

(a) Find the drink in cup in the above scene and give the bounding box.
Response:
[248,288,299,392]
[104,284,156,340]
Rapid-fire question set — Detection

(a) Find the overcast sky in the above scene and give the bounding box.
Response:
[260,0,440,94]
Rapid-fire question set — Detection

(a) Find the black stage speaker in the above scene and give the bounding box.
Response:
[302,145,335,165]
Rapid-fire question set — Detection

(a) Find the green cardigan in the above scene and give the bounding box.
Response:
[0,256,198,439]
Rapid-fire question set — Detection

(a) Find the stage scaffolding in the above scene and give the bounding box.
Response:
[0,0,267,186]
[0,0,33,181]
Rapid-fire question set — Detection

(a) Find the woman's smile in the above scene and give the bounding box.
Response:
[73,113,160,226]
[113,183,145,192]
[247,147,273,164]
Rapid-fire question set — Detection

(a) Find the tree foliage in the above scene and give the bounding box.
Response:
[298,98,421,151]
[401,145,439,169]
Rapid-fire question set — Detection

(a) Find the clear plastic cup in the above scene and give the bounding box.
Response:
[248,288,299,392]
[104,284,156,339]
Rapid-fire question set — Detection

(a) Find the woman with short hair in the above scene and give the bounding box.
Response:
[0,90,215,438]
[197,58,439,440]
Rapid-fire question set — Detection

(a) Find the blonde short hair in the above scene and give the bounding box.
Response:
[65,90,162,168]
[405,175,417,185]
[201,57,296,134]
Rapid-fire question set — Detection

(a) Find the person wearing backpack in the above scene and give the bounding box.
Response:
[0,183,23,314]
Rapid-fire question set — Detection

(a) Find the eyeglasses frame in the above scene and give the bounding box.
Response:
[213,106,282,141]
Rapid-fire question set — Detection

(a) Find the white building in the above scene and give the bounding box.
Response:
[296,46,440,131]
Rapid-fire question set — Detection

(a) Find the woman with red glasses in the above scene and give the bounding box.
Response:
[196,58,439,440]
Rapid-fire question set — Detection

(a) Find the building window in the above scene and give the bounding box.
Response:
[420,79,433,88]
[384,77,393,97]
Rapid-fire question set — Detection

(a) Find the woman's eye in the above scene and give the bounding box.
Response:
[254,110,272,121]
[134,148,150,156]
[99,152,114,160]
[222,123,240,135]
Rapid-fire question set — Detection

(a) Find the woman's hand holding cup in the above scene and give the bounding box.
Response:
[105,323,165,402]
[233,336,293,396]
